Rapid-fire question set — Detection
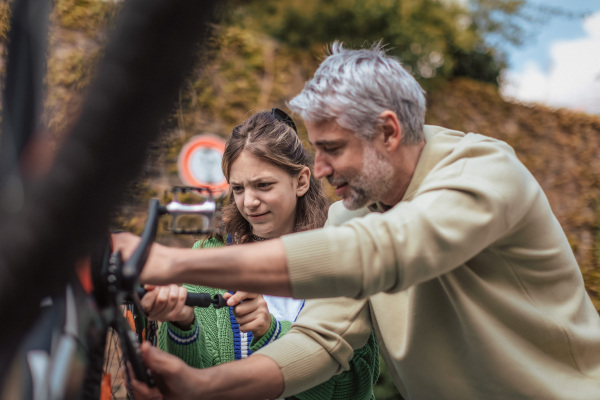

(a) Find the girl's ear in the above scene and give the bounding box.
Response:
[296,166,310,197]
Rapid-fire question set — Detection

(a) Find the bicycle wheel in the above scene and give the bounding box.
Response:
[101,303,158,400]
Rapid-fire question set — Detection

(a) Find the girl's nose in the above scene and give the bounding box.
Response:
[245,191,260,208]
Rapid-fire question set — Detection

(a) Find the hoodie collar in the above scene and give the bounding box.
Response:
[367,125,465,211]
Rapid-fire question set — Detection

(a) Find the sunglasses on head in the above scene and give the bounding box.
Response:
[272,108,298,134]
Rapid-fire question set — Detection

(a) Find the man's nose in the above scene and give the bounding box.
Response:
[313,156,333,179]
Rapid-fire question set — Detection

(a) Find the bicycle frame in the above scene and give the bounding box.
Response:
[91,189,227,392]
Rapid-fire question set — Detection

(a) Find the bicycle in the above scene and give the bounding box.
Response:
[0,0,222,389]
[90,186,228,400]
[0,187,227,400]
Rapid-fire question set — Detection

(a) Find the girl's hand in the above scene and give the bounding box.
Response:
[224,291,271,339]
[141,284,195,329]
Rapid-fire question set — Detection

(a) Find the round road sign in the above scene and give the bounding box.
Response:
[178,134,228,193]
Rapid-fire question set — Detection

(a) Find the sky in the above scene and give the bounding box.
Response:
[499,0,600,115]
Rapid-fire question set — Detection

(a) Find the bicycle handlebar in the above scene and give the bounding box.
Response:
[102,188,222,388]
[107,187,221,300]
[135,287,227,308]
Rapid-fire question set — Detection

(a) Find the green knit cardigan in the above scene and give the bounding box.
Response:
[158,237,380,399]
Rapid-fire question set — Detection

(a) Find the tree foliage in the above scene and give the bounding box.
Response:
[225,0,590,87]
[225,0,514,85]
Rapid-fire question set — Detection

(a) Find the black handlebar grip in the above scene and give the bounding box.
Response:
[186,292,226,308]
[210,293,228,309]
[184,292,214,307]
[136,287,227,309]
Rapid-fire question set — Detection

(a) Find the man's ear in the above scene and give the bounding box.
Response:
[296,166,310,197]
[379,110,402,150]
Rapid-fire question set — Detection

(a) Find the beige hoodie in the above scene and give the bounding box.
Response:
[256,125,600,399]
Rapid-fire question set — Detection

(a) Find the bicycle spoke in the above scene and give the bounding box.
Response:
[100,304,139,399]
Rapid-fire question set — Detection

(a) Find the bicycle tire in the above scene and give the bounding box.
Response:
[87,234,156,400]
[101,303,158,400]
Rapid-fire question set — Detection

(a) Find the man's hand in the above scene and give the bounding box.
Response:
[224,291,271,338]
[129,342,202,400]
[141,284,195,328]
[130,342,285,399]
[111,232,173,285]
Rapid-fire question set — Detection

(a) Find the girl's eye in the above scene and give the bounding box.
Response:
[232,186,243,192]
[258,182,273,189]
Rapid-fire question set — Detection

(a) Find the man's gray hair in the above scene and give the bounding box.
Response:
[288,41,426,144]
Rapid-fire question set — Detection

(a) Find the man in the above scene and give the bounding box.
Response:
[116,42,600,399]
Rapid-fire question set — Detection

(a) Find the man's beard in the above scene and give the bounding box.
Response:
[329,145,394,210]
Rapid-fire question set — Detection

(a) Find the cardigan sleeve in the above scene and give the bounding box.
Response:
[158,315,214,368]
[249,314,292,352]
[158,237,228,367]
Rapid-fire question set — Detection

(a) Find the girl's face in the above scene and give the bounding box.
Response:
[229,150,308,239]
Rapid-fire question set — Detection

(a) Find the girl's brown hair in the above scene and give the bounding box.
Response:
[221,110,328,244]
